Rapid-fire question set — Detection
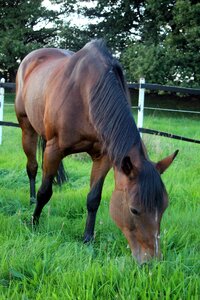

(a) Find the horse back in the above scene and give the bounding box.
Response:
[15,48,73,135]
[16,48,73,91]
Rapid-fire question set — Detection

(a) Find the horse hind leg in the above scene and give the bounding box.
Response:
[20,117,38,205]
[32,140,62,224]
[38,136,67,185]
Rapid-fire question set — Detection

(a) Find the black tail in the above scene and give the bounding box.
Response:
[38,137,68,185]
[54,161,68,185]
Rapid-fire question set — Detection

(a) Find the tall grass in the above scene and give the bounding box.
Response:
[0,99,199,299]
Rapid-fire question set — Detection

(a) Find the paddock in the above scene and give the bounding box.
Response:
[0,86,199,298]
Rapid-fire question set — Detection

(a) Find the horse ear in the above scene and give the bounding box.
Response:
[121,156,138,178]
[156,150,179,174]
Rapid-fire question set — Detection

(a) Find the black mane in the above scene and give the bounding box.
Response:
[139,160,165,212]
[87,40,164,212]
[88,40,141,167]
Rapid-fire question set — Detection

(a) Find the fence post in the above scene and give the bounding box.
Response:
[0,78,5,145]
[137,77,145,137]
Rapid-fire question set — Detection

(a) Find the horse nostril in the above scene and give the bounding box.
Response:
[132,250,153,265]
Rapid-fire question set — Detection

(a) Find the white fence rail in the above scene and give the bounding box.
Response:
[0,78,5,145]
[131,78,200,137]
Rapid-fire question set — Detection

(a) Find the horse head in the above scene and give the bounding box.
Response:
[110,150,178,264]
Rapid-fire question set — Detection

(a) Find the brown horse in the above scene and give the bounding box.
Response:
[15,40,178,264]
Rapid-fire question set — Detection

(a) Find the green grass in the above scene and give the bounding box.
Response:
[0,98,199,299]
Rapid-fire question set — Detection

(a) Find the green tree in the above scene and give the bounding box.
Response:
[58,24,90,52]
[78,0,145,51]
[121,43,170,84]
[0,0,59,81]
[121,0,200,87]
[2,0,200,87]
[62,0,199,87]
[164,0,200,86]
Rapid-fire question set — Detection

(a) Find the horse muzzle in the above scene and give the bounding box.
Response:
[131,239,161,265]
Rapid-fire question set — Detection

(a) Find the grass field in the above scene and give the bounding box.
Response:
[0,95,199,299]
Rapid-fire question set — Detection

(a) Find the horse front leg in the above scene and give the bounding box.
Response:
[84,154,111,243]
[32,140,62,224]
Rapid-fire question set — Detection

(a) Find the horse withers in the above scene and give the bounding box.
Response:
[15,40,178,264]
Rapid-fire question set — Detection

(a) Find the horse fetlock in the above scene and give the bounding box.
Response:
[30,197,36,205]
[83,232,94,243]
[83,212,96,243]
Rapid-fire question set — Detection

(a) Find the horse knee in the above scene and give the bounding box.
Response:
[37,187,52,202]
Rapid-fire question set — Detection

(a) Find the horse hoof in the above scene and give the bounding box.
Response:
[30,197,36,205]
[30,215,39,228]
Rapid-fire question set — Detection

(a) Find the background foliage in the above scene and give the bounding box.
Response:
[0,0,60,81]
[1,0,200,85]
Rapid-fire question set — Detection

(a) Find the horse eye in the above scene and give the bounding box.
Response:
[130,208,140,216]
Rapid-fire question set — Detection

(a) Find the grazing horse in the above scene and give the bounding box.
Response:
[15,40,178,264]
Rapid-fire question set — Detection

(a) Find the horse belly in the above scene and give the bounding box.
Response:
[56,103,101,155]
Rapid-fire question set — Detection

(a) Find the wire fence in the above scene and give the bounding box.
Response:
[0,78,200,145]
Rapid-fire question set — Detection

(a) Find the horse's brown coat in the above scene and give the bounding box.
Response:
[15,40,178,263]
